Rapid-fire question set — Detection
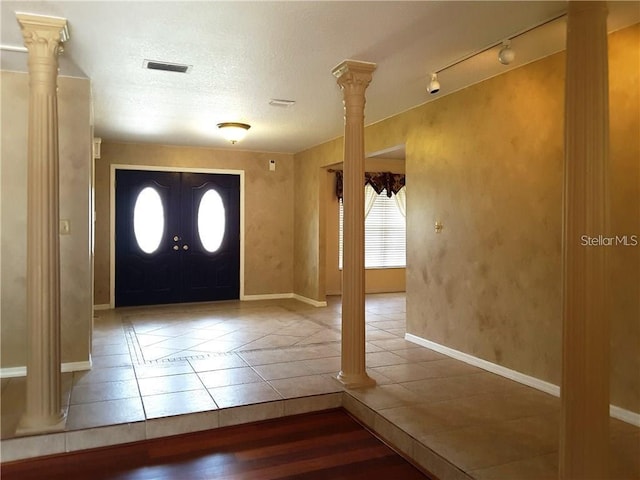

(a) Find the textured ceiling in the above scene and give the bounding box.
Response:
[1,1,638,154]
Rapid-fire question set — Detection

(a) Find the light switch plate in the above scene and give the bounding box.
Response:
[60,219,70,235]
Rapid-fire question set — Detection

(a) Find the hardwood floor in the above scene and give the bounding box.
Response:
[1,409,433,480]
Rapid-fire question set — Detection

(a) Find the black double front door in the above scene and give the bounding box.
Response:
[115,169,240,307]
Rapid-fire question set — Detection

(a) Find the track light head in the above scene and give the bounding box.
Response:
[427,73,440,94]
[498,40,515,65]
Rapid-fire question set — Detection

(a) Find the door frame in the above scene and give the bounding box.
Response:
[109,164,245,308]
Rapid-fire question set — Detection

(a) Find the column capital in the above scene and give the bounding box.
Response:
[17,13,69,57]
[332,60,377,93]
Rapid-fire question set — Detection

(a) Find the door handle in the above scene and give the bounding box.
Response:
[182,244,189,250]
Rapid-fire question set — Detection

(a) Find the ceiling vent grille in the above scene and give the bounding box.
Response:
[144,59,191,73]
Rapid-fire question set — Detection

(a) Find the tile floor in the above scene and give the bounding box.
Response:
[1,294,638,479]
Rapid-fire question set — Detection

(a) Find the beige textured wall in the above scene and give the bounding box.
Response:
[94,142,294,304]
[608,25,640,412]
[294,25,639,412]
[1,71,93,368]
[324,158,406,295]
[294,138,343,301]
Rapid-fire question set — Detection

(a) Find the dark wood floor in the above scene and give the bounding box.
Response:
[1,409,433,480]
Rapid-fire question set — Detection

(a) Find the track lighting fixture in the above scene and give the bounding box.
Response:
[498,40,515,65]
[427,73,440,94]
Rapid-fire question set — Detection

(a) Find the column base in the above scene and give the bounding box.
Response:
[16,411,67,436]
[336,371,376,389]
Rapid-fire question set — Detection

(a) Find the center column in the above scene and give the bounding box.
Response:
[332,60,377,388]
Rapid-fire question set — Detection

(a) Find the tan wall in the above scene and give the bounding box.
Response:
[324,158,406,295]
[608,25,640,411]
[294,25,640,413]
[94,142,294,305]
[1,71,93,368]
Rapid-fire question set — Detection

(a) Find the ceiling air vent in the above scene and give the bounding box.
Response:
[144,59,191,73]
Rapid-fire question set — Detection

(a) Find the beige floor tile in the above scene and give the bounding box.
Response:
[378,404,473,438]
[268,374,343,398]
[134,360,194,379]
[303,356,341,375]
[208,382,282,408]
[366,351,409,367]
[92,343,130,356]
[237,349,297,366]
[365,330,399,341]
[347,384,422,410]
[400,373,522,403]
[198,366,263,388]
[393,347,448,362]
[91,353,133,369]
[66,397,145,430]
[73,365,136,386]
[421,420,557,472]
[188,353,248,372]
[70,379,140,405]
[415,358,485,378]
[294,329,342,345]
[470,452,558,480]
[369,338,418,351]
[138,373,204,396]
[437,388,559,424]
[252,361,312,381]
[609,430,640,479]
[142,389,217,419]
[239,334,302,350]
[371,363,433,382]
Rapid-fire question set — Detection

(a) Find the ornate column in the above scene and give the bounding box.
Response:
[332,60,377,388]
[560,2,609,478]
[16,13,69,434]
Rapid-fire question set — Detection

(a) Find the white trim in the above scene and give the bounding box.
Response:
[610,405,640,427]
[0,367,26,378]
[293,294,328,307]
[93,304,111,311]
[1,360,92,379]
[242,293,328,308]
[242,293,294,301]
[405,333,640,427]
[61,360,92,373]
[405,333,559,396]
[110,164,245,308]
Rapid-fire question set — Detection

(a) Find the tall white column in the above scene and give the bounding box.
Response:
[332,60,377,388]
[16,13,69,434]
[560,2,610,478]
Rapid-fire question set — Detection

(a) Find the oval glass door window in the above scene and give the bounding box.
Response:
[133,187,164,254]
[198,189,226,252]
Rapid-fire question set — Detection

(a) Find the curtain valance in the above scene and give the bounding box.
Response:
[334,170,405,200]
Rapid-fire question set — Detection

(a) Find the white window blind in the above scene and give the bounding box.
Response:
[339,186,406,269]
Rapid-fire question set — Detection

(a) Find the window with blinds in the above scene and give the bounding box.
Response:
[339,188,406,269]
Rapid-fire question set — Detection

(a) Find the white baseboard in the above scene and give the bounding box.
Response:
[93,304,111,311]
[241,292,327,307]
[1,359,92,379]
[293,294,327,307]
[242,293,294,301]
[405,333,640,427]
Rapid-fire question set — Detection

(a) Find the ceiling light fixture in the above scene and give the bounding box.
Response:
[217,122,251,144]
[498,40,515,65]
[427,73,440,94]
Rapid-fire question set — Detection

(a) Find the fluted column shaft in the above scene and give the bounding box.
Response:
[332,60,376,388]
[17,13,68,434]
[560,2,610,478]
